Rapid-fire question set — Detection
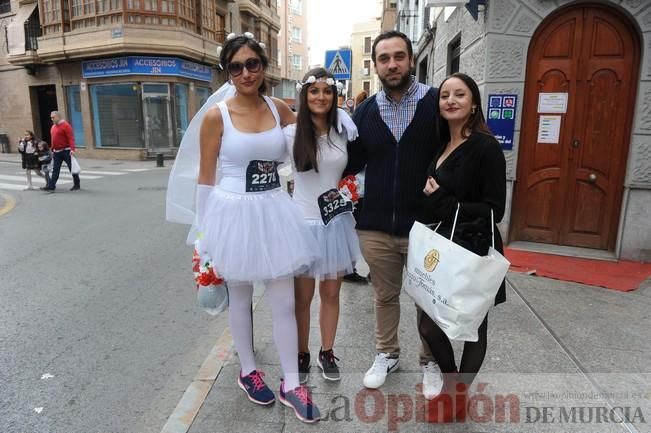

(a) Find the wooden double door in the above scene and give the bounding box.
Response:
[510,4,640,251]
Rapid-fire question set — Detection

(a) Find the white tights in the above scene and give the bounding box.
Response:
[26,169,42,187]
[227,277,300,390]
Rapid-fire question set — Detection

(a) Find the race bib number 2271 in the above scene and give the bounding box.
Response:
[245,160,281,192]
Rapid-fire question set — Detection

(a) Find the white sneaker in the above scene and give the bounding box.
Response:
[421,361,444,400]
[363,353,399,389]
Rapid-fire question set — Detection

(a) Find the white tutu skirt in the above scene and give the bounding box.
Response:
[201,187,320,283]
[302,213,361,281]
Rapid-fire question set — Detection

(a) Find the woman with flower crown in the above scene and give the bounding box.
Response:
[183,33,323,423]
[282,67,361,385]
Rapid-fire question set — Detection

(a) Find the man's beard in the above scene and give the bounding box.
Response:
[379,70,411,92]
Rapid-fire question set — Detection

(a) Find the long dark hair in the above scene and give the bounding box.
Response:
[219,34,269,94]
[437,72,493,144]
[293,67,339,173]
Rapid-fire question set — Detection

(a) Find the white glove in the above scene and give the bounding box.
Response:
[195,184,213,253]
[335,108,359,141]
[196,184,212,226]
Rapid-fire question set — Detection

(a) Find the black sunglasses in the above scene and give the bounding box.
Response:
[227,58,262,77]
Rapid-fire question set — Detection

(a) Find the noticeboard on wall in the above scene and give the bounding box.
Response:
[486,94,517,151]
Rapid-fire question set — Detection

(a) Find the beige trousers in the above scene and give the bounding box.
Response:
[357,229,434,363]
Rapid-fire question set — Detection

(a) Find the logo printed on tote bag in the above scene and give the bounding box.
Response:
[424,249,440,272]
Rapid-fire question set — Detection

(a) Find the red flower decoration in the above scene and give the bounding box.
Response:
[338,175,360,204]
[192,248,225,288]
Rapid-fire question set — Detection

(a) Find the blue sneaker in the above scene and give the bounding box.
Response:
[279,381,320,423]
[238,370,275,405]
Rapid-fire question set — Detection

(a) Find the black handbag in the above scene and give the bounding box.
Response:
[437,217,491,256]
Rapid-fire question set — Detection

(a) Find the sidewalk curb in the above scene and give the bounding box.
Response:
[160,287,265,433]
[160,329,233,433]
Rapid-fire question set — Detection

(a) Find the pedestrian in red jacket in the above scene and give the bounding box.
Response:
[42,111,80,192]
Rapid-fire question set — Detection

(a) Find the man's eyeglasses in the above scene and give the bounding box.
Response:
[227,58,262,77]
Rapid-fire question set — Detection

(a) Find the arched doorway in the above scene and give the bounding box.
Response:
[510,3,640,251]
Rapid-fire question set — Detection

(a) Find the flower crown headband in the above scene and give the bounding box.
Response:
[295,76,344,93]
[216,32,265,60]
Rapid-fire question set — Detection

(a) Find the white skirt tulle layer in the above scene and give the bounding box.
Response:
[302,213,361,281]
[201,187,320,283]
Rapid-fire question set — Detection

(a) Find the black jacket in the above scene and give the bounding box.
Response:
[422,131,507,305]
[344,88,441,236]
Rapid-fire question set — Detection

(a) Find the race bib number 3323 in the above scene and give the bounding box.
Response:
[245,160,281,192]
[318,188,353,225]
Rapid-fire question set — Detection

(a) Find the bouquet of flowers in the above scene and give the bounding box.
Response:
[192,239,228,315]
[338,174,362,204]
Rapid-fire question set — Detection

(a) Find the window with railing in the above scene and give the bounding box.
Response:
[215,13,225,42]
[176,0,192,30]
[40,0,70,35]
[38,0,234,35]
[25,9,42,50]
[71,0,96,30]
[96,0,122,26]
[125,0,178,26]
[200,0,215,39]
[364,36,372,54]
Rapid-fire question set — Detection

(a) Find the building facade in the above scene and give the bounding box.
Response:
[275,0,308,106]
[381,0,397,31]
[350,19,381,98]
[392,0,650,261]
[0,0,281,159]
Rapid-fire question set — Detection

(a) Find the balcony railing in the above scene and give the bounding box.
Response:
[25,11,42,51]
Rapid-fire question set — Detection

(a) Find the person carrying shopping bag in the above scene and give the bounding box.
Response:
[42,111,81,192]
[419,72,507,423]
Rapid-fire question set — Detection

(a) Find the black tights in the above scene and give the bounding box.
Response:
[418,313,488,385]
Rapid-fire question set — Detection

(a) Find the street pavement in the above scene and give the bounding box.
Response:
[174,260,651,433]
[2,152,649,433]
[0,156,227,433]
[0,153,156,191]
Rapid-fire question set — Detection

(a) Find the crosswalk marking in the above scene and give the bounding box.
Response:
[14,171,103,180]
[0,174,69,184]
[73,170,127,176]
[1,166,151,191]
[0,182,37,191]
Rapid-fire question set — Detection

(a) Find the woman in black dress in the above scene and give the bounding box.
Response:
[420,73,506,422]
[17,131,44,190]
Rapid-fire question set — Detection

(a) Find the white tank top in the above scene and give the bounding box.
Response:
[217,96,287,193]
[283,124,348,220]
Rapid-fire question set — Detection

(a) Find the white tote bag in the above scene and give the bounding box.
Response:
[70,155,82,174]
[403,205,510,342]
